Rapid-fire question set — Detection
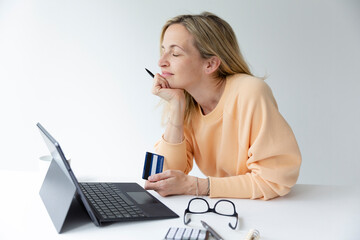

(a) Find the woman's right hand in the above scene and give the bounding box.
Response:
[151,73,185,105]
[151,73,186,143]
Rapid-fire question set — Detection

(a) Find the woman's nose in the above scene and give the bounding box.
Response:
[158,54,169,68]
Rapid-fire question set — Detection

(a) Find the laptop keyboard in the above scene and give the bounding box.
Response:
[80,182,146,220]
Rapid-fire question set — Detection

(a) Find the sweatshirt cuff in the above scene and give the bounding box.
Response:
[209,175,252,199]
[209,174,285,200]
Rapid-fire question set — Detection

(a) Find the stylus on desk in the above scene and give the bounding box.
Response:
[145,68,154,78]
[201,220,224,240]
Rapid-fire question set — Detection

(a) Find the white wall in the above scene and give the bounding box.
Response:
[0,0,359,185]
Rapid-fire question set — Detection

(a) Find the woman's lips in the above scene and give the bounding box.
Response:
[161,72,173,78]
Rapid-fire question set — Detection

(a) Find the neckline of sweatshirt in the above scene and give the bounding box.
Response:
[196,73,242,123]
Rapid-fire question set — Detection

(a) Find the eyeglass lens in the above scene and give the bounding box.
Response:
[188,199,209,213]
[214,200,236,215]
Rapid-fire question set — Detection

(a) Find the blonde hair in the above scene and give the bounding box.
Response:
[160,12,253,126]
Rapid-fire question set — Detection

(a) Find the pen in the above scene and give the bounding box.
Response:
[145,68,155,78]
[201,220,224,240]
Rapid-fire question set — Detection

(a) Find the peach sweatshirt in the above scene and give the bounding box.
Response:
[155,74,301,200]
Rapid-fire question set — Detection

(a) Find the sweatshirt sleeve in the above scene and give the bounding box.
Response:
[210,80,301,200]
[154,128,194,174]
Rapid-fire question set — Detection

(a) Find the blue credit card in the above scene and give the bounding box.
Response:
[142,152,164,180]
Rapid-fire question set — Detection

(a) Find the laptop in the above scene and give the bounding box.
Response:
[37,123,178,233]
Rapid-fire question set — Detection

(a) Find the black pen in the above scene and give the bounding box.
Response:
[145,68,155,78]
[201,220,224,240]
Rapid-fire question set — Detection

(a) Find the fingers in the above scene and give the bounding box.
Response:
[148,170,172,182]
[144,180,158,190]
[144,170,183,197]
[151,74,170,95]
[144,179,169,197]
[157,73,170,88]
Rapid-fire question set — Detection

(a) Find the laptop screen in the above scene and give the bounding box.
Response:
[37,122,100,230]
[38,123,73,183]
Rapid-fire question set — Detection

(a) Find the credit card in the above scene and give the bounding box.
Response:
[142,152,164,180]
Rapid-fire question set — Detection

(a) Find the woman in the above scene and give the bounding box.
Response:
[144,12,301,200]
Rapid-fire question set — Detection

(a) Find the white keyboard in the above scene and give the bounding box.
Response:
[164,227,208,240]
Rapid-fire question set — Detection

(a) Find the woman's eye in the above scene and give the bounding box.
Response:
[172,54,180,57]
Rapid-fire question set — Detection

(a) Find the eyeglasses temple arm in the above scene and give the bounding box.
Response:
[183,211,192,225]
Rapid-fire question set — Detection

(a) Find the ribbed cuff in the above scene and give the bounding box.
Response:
[209,175,253,199]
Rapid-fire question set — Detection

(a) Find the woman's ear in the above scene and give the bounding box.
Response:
[204,56,221,75]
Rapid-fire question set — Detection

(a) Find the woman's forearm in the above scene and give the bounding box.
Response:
[163,101,185,143]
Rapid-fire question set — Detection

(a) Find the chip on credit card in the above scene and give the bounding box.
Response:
[142,152,164,180]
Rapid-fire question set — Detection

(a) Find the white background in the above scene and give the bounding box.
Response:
[0,0,359,185]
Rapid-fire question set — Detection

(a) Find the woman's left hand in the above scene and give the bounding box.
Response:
[144,170,195,197]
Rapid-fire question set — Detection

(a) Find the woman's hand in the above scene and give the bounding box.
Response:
[151,74,185,105]
[144,170,196,197]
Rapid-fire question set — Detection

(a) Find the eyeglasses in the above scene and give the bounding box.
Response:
[183,197,238,230]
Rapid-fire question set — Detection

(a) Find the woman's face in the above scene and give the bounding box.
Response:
[158,24,206,90]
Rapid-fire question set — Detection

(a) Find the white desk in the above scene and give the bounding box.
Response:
[0,170,359,240]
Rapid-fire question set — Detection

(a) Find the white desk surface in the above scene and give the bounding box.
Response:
[0,170,359,240]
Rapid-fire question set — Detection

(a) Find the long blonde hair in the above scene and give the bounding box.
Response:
[160,12,253,126]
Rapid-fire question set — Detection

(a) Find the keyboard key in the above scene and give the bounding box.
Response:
[165,227,178,239]
[197,230,207,240]
[190,229,200,240]
[182,228,192,240]
[174,228,185,240]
